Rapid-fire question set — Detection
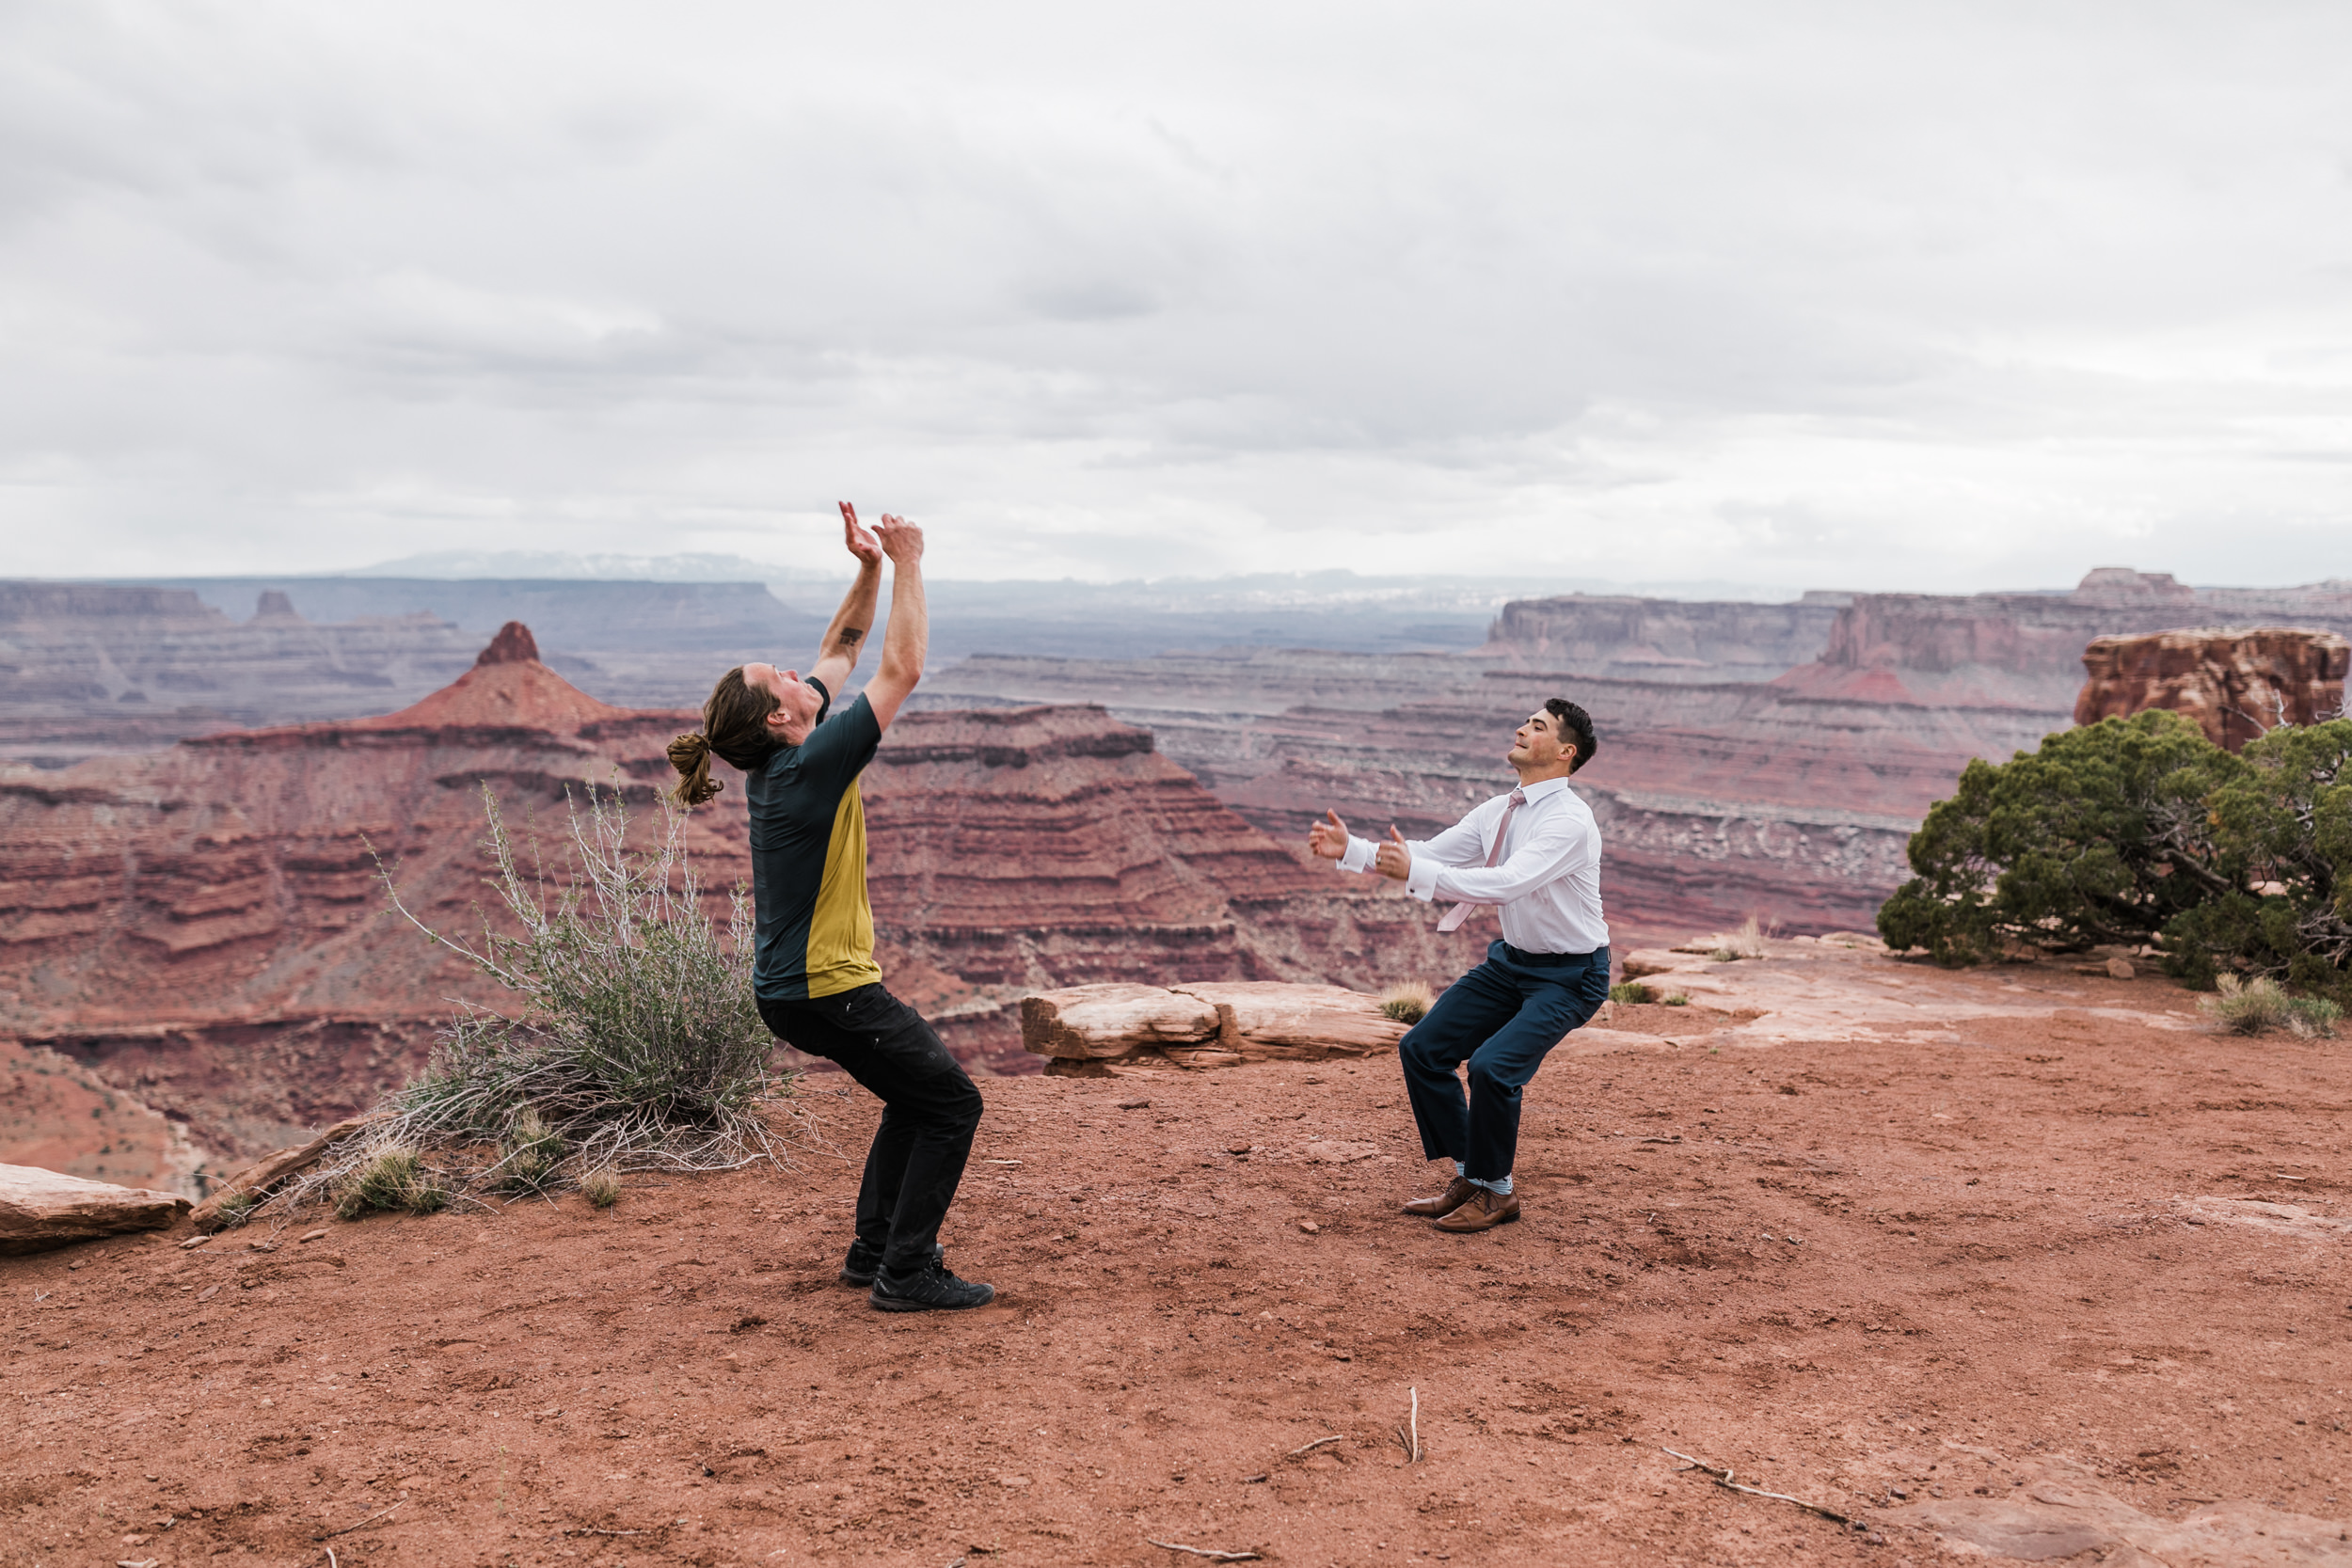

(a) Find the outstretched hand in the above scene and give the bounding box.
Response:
[840,501,883,567]
[1307,808,1351,861]
[1375,825,1412,881]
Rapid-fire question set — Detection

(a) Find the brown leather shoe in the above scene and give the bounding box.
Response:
[1434,1188,1520,1232]
[1402,1176,1478,1218]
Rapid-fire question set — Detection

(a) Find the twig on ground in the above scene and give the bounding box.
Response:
[1394,1386,1422,1463]
[313,1500,403,1541]
[1663,1448,1853,1525]
[1285,1434,1343,1458]
[564,1527,645,1537]
[326,1550,337,1568]
[1145,1542,1261,1561]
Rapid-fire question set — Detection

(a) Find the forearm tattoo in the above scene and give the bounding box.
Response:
[838,627,866,645]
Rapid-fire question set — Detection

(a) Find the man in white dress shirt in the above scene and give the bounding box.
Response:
[1308,699,1610,1233]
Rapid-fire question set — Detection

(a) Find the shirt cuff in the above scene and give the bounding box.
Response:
[1406,854,1439,902]
[1338,834,1375,873]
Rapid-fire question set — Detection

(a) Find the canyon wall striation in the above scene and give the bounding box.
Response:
[0,628,1479,1174]
[1477,592,1851,682]
[1772,569,2352,711]
[926,569,2352,940]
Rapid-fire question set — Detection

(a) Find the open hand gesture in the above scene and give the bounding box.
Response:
[1307,808,1351,861]
[840,501,883,567]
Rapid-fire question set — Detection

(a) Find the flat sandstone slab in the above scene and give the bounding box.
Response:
[1023,979,1406,1067]
[1021,983,1223,1059]
[0,1163,189,1255]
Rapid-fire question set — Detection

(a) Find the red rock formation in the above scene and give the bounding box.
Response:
[0,630,1469,1169]
[2074,626,2351,751]
[1770,569,2352,712]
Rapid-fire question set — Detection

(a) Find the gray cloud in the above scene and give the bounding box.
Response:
[3,1,2349,590]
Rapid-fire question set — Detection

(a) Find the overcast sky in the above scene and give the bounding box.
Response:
[4,2,2348,593]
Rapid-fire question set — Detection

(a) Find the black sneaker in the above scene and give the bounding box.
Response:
[839,1241,942,1288]
[868,1258,995,1313]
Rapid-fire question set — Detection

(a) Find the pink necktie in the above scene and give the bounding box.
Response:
[1435,786,1527,932]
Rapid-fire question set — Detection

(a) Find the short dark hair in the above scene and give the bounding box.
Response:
[1545,698,1597,773]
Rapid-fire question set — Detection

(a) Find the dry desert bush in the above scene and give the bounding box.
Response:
[251,785,805,1228]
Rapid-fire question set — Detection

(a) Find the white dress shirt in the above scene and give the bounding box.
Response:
[1336,774,1608,955]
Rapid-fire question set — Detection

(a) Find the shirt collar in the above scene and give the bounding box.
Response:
[1518,774,1574,801]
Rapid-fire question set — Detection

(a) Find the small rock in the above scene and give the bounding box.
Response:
[197,1284,220,1302]
[1116,1099,1151,1111]
[1226,1143,1253,1156]
[179,1235,211,1250]
[246,1241,277,1253]
[1298,1220,1319,1234]
[2106,957,2135,980]
[299,1228,328,1243]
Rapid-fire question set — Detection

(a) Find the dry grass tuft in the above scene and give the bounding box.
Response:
[1708,915,1768,963]
[1379,981,1434,1025]
[2201,974,2342,1038]
[580,1167,622,1210]
[496,1106,565,1196]
[334,1146,445,1220]
[1609,980,1655,1005]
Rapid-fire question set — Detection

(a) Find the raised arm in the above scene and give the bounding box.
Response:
[807,501,884,697]
[861,514,927,731]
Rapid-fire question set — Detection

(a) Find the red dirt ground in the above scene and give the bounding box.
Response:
[6,944,2351,1566]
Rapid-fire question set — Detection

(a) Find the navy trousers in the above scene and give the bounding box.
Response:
[1399,942,1612,1182]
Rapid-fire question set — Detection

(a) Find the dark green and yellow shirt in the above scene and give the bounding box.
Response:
[747,678,885,1001]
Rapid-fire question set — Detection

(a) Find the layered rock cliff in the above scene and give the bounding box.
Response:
[1770,569,2352,712]
[0,628,1476,1169]
[2074,626,2351,750]
[919,650,2030,941]
[0,581,481,765]
[1474,593,1851,682]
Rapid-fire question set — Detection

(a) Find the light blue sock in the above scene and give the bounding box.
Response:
[1454,1160,1466,1178]
[1468,1174,1514,1196]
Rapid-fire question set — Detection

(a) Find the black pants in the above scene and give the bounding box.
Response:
[757,985,983,1276]
[1398,942,1611,1182]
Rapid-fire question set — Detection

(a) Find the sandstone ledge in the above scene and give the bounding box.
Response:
[0,1163,190,1254]
[1023,981,1406,1072]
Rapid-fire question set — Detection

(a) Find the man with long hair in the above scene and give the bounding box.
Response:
[667,503,992,1312]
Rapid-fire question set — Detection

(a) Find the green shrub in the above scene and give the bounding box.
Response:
[1878,711,2352,1006]
[1609,981,1655,1005]
[1877,711,2245,966]
[1380,981,1433,1025]
[1661,991,1690,1007]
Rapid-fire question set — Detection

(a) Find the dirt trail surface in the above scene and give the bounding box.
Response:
[8,940,2352,1565]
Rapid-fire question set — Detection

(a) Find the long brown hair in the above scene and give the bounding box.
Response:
[667,666,779,807]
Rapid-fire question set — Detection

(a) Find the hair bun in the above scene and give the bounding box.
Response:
[665,731,724,807]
